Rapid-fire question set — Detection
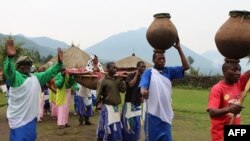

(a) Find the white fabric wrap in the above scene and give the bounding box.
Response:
[125,102,141,119]
[144,68,173,125]
[78,84,92,97]
[7,74,41,129]
[105,104,121,125]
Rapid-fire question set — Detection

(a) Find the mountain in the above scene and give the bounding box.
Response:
[202,50,249,72]
[85,28,221,75]
[29,36,69,49]
[0,34,66,57]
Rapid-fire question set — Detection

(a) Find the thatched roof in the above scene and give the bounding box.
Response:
[46,44,90,68]
[116,53,152,68]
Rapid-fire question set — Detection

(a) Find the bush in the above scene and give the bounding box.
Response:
[172,75,222,89]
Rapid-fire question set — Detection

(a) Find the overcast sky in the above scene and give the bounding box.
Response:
[0,0,249,54]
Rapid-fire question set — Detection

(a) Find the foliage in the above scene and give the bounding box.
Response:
[187,56,194,65]
[187,56,200,76]
[0,42,25,69]
[189,67,200,76]
[172,75,222,89]
[40,54,53,64]
[0,38,52,69]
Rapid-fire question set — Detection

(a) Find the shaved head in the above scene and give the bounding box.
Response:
[222,58,241,84]
[222,58,240,73]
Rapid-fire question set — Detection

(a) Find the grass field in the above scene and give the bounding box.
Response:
[1,88,250,141]
[0,91,7,107]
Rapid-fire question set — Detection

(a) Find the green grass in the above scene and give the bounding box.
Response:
[1,88,250,141]
[171,88,250,141]
[172,88,211,141]
[0,91,7,107]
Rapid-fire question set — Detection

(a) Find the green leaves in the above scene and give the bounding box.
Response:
[0,38,50,69]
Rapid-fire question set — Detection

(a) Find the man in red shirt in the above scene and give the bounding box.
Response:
[207,58,250,141]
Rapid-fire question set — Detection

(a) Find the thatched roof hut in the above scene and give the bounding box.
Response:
[46,44,90,68]
[116,53,152,69]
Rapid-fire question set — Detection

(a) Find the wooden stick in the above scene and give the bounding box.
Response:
[145,99,149,141]
[229,78,250,125]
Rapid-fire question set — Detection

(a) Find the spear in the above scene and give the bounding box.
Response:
[229,78,250,125]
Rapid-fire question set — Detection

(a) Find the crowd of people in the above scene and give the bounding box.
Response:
[2,36,250,141]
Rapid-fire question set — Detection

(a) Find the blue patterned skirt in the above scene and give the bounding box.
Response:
[77,96,93,117]
[96,105,123,141]
[122,103,142,141]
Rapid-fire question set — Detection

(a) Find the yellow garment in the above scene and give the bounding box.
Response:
[56,75,69,106]
[49,90,56,103]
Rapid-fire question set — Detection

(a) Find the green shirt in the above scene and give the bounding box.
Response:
[54,72,75,89]
[4,57,63,87]
[73,82,79,91]
[96,75,126,105]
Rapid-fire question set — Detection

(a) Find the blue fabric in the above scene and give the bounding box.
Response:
[10,118,37,141]
[97,105,123,141]
[44,88,49,95]
[6,79,10,105]
[6,79,10,90]
[77,96,93,117]
[139,66,183,89]
[44,99,50,112]
[92,94,96,106]
[84,105,92,117]
[122,103,141,141]
[77,96,85,116]
[144,113,172,141]
[74,92,79,113]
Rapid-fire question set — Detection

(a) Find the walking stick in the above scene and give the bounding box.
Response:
[229,78,250,125]
[145,99,149,141]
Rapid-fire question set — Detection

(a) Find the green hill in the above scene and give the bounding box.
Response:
[85,28,221,75]
[0,34,63,57]
[29,36,69,49]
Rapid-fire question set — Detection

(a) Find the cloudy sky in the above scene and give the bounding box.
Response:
[0,0,249,54]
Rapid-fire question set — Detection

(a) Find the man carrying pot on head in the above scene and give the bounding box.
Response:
[207,58,250,141]
[139,39,189,141]
[4,38,63,141]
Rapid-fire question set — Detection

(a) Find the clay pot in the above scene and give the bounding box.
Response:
[146,13,178,51]
[215,10,250,59]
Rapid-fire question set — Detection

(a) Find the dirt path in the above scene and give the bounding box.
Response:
[0,106,145,141]
[0,106,100,141]
[0,107,9,141]
[37,112,99,141]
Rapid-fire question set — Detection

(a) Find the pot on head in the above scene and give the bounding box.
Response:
[215,10,250,59]
[146,13,178,51]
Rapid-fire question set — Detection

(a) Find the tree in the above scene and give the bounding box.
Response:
[187,56,200,76]
[0,38,42,69]
[187,56,194,65]
[0,41,25,69]
[41,54,53,64]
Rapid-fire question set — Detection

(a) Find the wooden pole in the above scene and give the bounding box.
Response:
[229,78,250,125]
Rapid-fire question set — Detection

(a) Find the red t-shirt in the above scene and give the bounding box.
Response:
[207,74,248,141]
